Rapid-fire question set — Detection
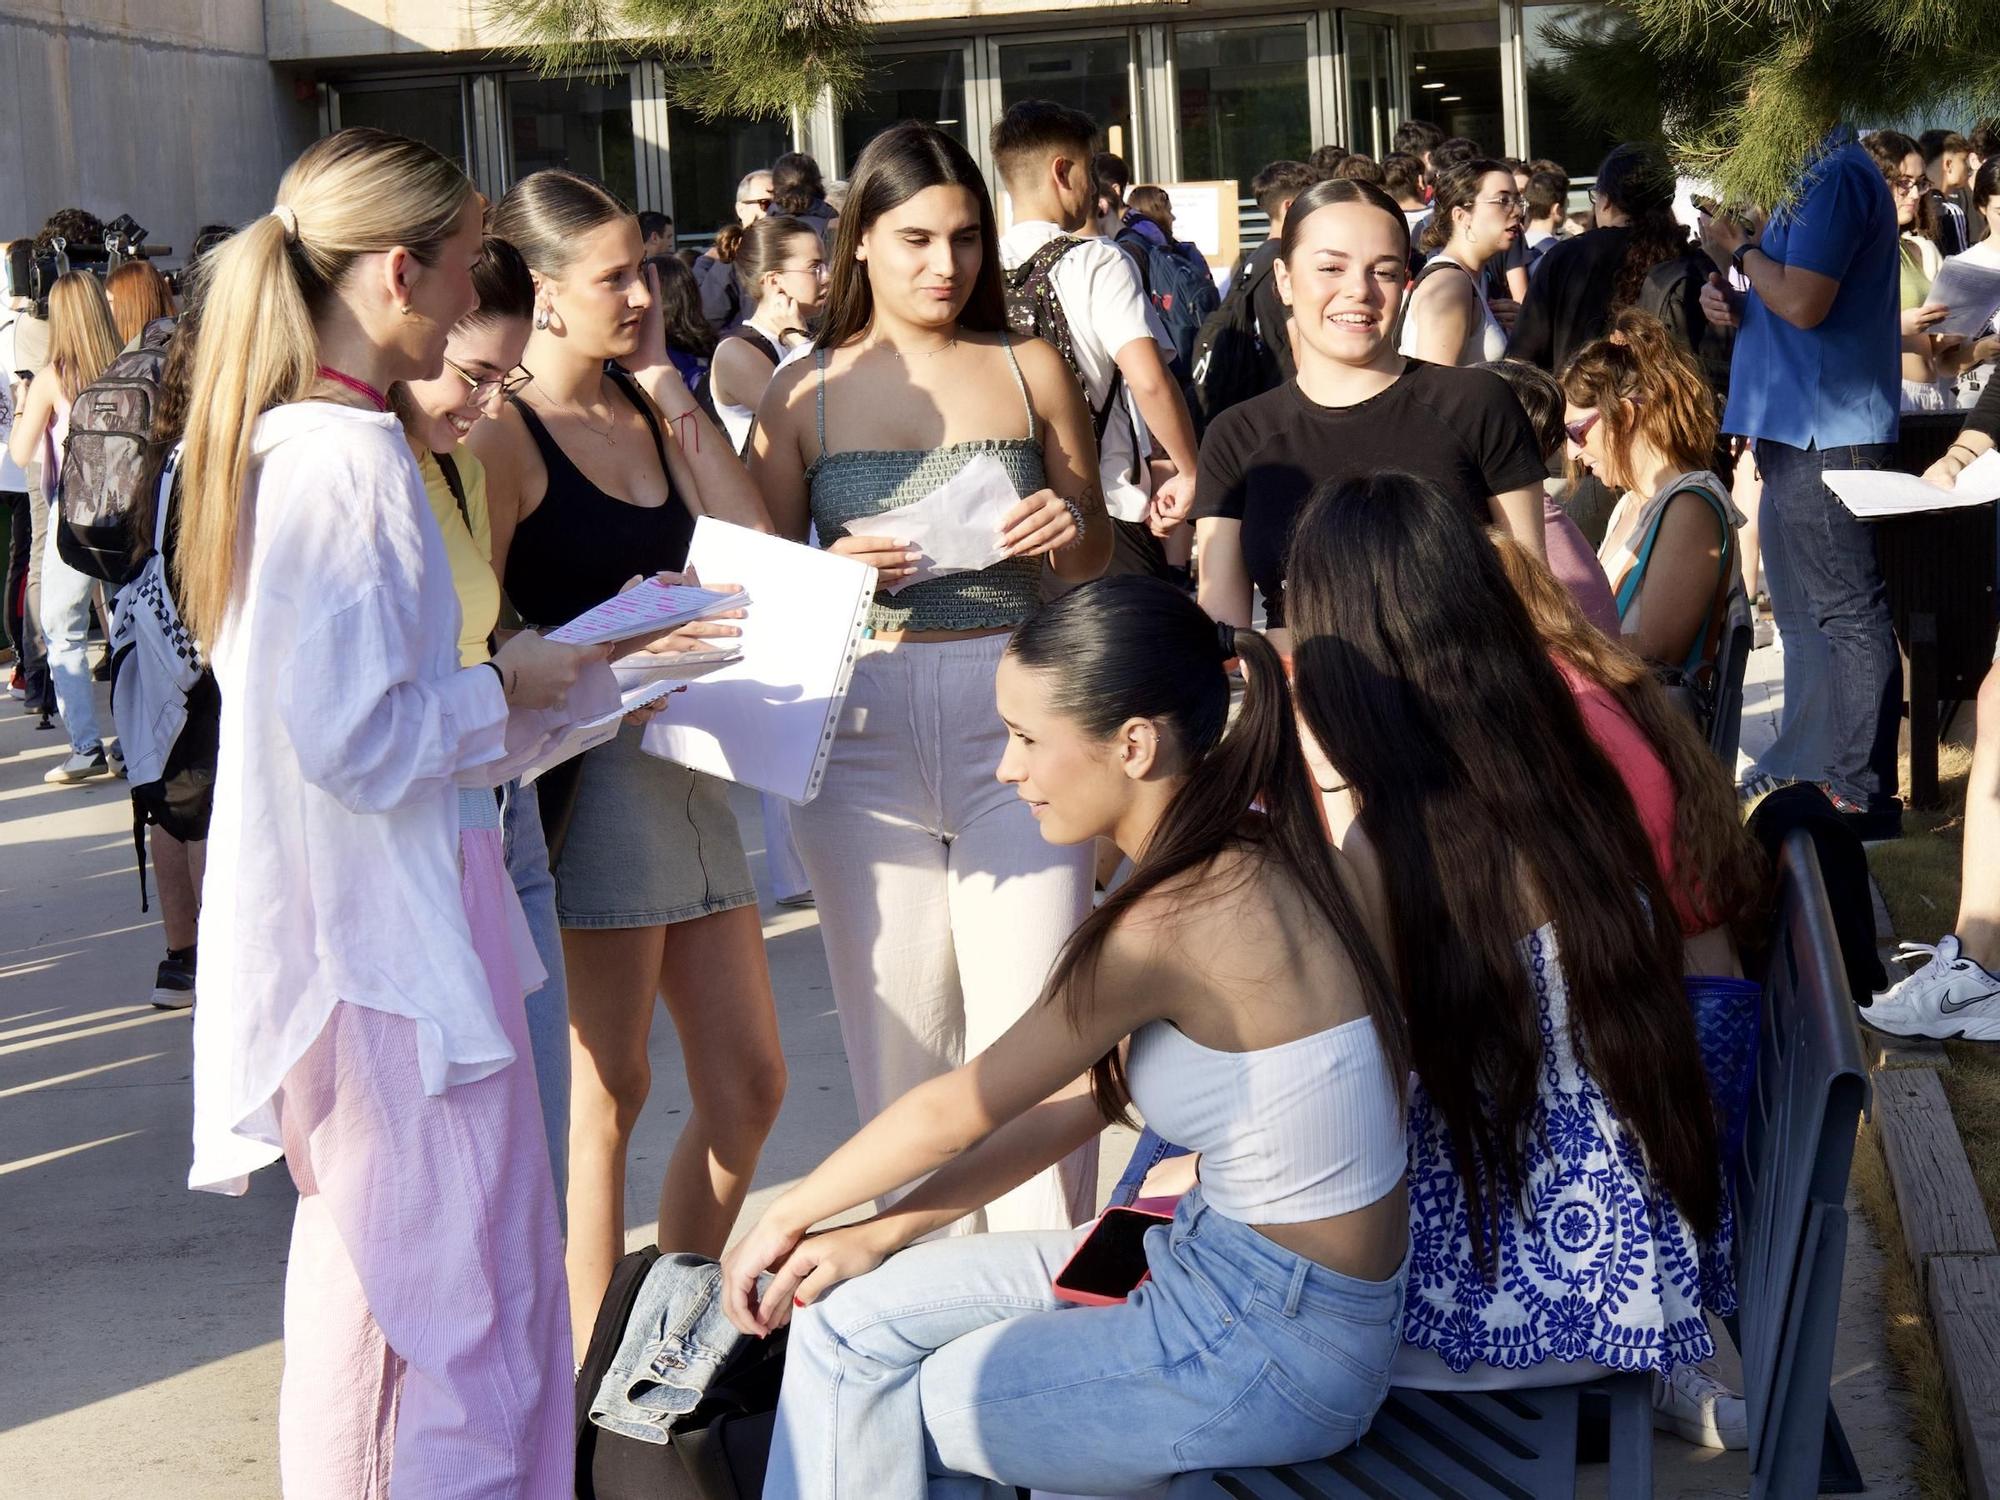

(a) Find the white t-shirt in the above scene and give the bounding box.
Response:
[0,317,26,491]
[999,220,1176,523]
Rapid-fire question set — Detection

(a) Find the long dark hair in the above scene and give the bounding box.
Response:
[816,122,1007,351]
[1007,576,1407,1122]
[1594,143,1692,313]
[1863,129,1938,242]
[770,150,827,216]
[1286,473,1722,1267]
[648,251,716,359]
[1419,158,1510,255]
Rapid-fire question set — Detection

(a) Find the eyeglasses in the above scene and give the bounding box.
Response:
[1478,194,1524,213]
[738,196,774,211]
[1893,176,1933,196]
[1564,410,1602,446]
[443,357,533,407]
[779,259,830,281]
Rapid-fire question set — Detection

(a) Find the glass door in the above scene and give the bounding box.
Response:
[1339,12,1401,162]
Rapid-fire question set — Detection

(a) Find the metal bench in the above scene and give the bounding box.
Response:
[1167,831,1867,1499]
[1707,588,1754,770]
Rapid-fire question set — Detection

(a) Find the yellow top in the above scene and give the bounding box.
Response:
[418,445,501,667]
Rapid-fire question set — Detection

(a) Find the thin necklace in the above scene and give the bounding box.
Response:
[316,365,389,412]
[529,379,617,439]
[870,335,957,360]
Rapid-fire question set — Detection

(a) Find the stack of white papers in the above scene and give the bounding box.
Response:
[1922,259,2000,338]
[1826,450,2000,519]
[612,644,743,691]
[879,452,1021,595]
[545,580,747,647]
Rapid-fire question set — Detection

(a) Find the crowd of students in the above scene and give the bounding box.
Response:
[4,92,1998,1499]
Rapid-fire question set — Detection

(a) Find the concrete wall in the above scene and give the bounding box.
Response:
[0,0,314,263]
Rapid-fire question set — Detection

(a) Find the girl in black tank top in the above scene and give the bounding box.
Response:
[504,370,695,627]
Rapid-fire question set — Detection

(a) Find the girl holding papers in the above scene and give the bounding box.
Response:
[176,129,607,1494]
[749,121,1113,1233]
[476,169,788,1361]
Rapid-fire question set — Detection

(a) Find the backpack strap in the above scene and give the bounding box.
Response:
[153,444,182,554]
[436,450,470,532]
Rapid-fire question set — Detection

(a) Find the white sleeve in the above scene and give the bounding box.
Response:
[1075,243,1170,361]
[280,586,510,815]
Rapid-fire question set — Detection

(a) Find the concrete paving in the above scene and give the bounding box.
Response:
[0,645,1920,1496]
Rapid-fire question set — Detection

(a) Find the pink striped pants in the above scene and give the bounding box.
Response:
[273,817,572,1498]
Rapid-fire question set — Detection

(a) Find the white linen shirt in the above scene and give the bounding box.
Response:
[999,221,1175,523]
[189,402,594,1195]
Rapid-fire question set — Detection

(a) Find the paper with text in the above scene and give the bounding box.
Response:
[545,580,744,647]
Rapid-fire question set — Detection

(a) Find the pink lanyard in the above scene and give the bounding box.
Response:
[316,365,390,412]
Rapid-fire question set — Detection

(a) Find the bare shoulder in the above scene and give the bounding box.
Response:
[1006,331,1071,389]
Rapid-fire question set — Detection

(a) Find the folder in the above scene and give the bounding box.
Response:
[642,518,877,804]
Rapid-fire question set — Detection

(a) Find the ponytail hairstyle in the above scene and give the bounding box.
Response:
[1280,176,1412,263]
[1557,307,1719,489]
[104,259,175,346]
[489,168,632,283]
[817,122,1007,351]
[1418,157,1509,254]
[177,127,474,645]
[770,150,827,216]
[1286,472,1722,1270]
[1005,575,1407,1123]
[1490,535,1767,945]
[734,214,817,300]
[466,235,534,328]
[1593,142,1691,312]
[712,222,747,265]
[44,270,122,402]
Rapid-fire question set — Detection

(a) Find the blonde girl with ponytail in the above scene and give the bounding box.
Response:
[181,128,609,1499]
[1559,308,1744,678]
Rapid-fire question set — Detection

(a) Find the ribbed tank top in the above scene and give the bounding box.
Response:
[503,372,695,628]
[807,339,1047,634]
[1126,1013,1405,1224]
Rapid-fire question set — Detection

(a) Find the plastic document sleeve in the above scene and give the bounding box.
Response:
[640,518,877,804]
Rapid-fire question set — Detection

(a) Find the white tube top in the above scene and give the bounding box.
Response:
[1125,1013,1405,1224]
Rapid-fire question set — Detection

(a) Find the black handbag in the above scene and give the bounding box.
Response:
[575,1246,788,1500]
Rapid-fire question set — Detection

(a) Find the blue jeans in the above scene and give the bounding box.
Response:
[39,503,102,755]
[1754,439,1902,807]
[763,1188,1408,1499]
[503,778,570,1211]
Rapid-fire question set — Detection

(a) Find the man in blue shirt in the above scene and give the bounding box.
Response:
[1701,125,1904,839]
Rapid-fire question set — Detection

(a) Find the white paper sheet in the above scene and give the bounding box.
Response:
[1923,258,2000,338]
[611,644,743,692]
[544,580,745,646]
[877,452,1020,595]
[1826,450,2000,518]
[643,519,877,803]
[518,677,682,787]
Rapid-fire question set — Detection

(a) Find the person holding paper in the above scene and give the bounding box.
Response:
[1942,159,2000,412]
[174,130,610,1495]
[750,120,1112,1236]
[1700,123,1905,839]
[477,169,789,1360]
[1861,130,1954,411]
[1867,387,2000,1037]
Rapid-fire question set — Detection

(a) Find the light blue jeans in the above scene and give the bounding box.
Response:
[763,1188,1408,1499]
[502,778,570,1212]
[39,502,102,755]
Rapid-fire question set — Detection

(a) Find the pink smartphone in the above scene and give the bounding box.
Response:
[1053,1207,1173,1307]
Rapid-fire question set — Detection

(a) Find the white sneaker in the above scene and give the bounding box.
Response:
[1862,937,2000,1041]
[1652,1363,1749,1450]
[106,741,126,779]
[43,747,110,784]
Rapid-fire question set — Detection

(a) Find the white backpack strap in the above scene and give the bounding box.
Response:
[154,442,183,553]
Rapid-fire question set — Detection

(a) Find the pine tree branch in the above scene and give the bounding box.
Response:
[486,0,866,119]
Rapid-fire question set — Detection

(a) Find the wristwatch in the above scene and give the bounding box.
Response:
[1730,242,1756,276]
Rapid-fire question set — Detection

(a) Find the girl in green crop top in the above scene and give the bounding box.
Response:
[748,122,1113,1237]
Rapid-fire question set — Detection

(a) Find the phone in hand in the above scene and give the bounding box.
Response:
[1052,1207,1172,1306]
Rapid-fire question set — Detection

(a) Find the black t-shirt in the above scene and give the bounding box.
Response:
[1190,361,1547,627]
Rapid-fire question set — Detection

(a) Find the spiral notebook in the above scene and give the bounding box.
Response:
[641,518,877,804]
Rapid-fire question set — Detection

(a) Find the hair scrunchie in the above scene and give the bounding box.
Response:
[270,204,299,243]
[1217,619,1238,662]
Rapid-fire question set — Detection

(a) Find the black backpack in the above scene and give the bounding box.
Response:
[1188,249,1280,429]
[1113,229,1221,375]
[574,1245,787,1500]
[57,316,175,584]
[1004,237,1130,475]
